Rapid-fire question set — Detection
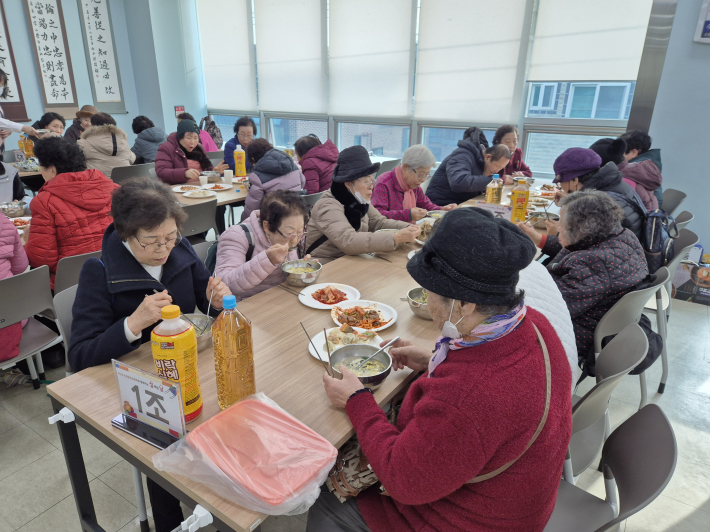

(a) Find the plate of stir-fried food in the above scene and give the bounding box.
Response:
[299,283,361,309]
[307,324,383,362]
[331,301,397,331]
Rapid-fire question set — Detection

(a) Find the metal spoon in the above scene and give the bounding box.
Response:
[201,289,214,334]
[354,336,400,371]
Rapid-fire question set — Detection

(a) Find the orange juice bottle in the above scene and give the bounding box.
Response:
[234,144,247,177]
[212,295,255,409]
[151,305,203,423]
[485,174,503,204]
[23,135,34,158]
[17,134,25,156]
[510,178,530,224]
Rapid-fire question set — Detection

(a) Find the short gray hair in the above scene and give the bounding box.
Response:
[558,190,624,244]
[401,144,436,170]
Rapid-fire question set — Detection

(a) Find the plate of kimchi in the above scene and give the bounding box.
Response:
[299,283,360,310]
[331,301,397,332]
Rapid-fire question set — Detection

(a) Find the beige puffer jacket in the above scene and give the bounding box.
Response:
[77,124,136,178]
[305,190,410,262]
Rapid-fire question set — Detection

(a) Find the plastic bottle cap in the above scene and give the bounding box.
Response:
[161,305,181,320]
[493,174,499,179]
[222,295,236,309]
[236,144,241,150]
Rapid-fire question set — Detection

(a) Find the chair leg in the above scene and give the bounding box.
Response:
[656,293,669,394]
[34,353,46,382]
[132,466,150,532]
[597,410,612,472]
[639,372,648,410]
[562,450,574,484]
[25,356,40,389]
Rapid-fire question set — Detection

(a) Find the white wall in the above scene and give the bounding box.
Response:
[649,0,710,244]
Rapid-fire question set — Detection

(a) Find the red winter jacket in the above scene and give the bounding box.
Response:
[25,169,117,289]
[155,132,214,185]
[298,139,338,194]
[500,147,532,178]
[347,308,572,532]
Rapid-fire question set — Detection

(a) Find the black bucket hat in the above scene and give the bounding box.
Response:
[331,145,380,183]
[407,208,535,305]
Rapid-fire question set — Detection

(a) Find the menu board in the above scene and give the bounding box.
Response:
[24,0,78,108]
[0,1,28,120]
[77,0,125,111]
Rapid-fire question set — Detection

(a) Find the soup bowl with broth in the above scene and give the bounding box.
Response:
[329,344,392,389]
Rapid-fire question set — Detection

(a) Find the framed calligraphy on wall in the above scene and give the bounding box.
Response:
[0,1,29,121]
[24,0,78,111]
[77,0,125,113]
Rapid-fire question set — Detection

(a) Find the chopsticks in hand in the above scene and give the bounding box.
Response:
[300,322,332,377]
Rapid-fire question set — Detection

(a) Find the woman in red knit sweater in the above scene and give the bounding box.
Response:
[310,208,572,532]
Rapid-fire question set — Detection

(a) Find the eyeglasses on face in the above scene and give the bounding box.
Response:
[238,132,254,140]
[276,228,307,241]
[133,232,182,252]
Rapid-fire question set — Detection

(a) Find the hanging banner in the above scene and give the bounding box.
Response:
[77,0,125,112]
[24,0,78,109]
[0,1,29,121]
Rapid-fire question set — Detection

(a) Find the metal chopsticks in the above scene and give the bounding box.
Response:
[300,322,331,376]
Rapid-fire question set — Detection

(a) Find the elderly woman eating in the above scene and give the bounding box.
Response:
[311,208,572,532]
[519,190,648,371]
[371,144,456,222]
[305,145,420,262]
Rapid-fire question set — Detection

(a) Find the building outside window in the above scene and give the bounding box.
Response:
[338,123,411,159]
[529,83,558,111]
[421,127,496,163]
[524,132,609,175]
[268,118,327,150]
[526,82,635,120]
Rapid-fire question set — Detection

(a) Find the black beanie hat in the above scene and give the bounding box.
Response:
[331,145,380,183]
[407,208,535,305]
[177,119,200,138]
[589,138,627,167]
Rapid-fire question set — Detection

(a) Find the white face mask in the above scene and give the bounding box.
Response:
[353,190,369,204]
[441,299,465,339]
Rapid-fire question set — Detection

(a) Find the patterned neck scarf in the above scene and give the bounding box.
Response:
[428,302,527,377]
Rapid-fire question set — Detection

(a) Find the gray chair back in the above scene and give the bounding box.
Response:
[302,192,323,208]
[674,211,693,231]
[111,163,156,185]
[206,150,224,159]
[53,285,78,373]
[149,168,157,179]
[191,241,212,263]
[182,199,219,238]
[54,251,102,295]
[662,188,686,216]
[600,404,677,530]
[0,266,56,328]
[376,159,400,178]
[3,150,16,162]
[593,268,669,354]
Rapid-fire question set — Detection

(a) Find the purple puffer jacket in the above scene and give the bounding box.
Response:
[214,209,298,301]
[241,149,305,220]
[619,159,661,212]
[371,169,441,222]
[299,140,339,194]
[155,132,214,185]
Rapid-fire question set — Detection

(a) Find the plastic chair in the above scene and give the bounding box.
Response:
[564,324,648,484]
[111,163,156,185]
[375,159,400,178]
[674,211,693,231]
[54,251,102,296]
[661,189,686,216]
[206,150,224,159]
[593,268,669,410]
[148,168,157,179]
[302,192,323,209]
[182,198,219,244]
[191,241,212,263]
[544,404,676,532]
[0,266,62,389]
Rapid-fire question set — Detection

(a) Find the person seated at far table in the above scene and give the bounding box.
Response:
[493,125,532,181]
[619,129,663,208]
[77,113,136,178]
[295,133,339,194]
[310,207,572,532]
[216,190,309,300]
[131,115,167,164]
[177,112,218,153]
[241,139,305,221]
[425,126,511,206]
[224,116,258,174]
[155,119,228,185]
[64,105,97,144]
[24,137,117,290]
[372,144,456,222]
[0,212,29,364]
[28,112,66,143]
[518,190,648,372]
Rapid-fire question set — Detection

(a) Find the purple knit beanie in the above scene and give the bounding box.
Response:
[553,148,602,183]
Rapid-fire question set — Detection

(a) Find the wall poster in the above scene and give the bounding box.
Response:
[0,2,29,121]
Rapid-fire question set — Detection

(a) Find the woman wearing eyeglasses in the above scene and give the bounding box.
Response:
[224,116,258,174]
[372,144,457,222]
[215,190,310,300]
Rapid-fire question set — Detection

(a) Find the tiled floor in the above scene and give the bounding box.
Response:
[1,300,708,531]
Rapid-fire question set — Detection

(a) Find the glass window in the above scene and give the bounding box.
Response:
[268,118,328,150]
[211,115,261,149]
[526,82,634,119]
[338,122,411,159]
[569,85,596,118]
[422,127,495,163]
[529,83,557,110]
[524,132,608,175]
[595,85,628,119]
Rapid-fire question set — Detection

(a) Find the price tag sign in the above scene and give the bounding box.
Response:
[112,360,186,439]
[475,202,513,221]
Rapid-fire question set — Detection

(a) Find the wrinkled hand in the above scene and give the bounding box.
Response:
[21,125,38,137]
[40,131,60,139]
[0,130,11,140]
[265,242,290,265]
[214,161,229,174]
[410,207,428,222]
[394,225,421,245]
[185,168,200,181]
[512,171,525,178]
[126,290,173,336]
[385,338,432,372]
[323,367,364,409]
[442,204,457,211]
[545,219,561,236]
[554,189,567,206]
[517,221,543,247]
[504,175,516,185]
[206,276,231,310]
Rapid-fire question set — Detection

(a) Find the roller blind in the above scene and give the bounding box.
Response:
[528,0,653,81]
[196,0,257,111]
[414,0,528,123]
[254,0,327,114]
[329,0,414,118]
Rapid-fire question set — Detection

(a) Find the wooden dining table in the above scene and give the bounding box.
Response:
[47,253,440,532]
[173,181,249,208]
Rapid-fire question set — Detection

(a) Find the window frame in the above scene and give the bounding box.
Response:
[565,82,632,120]
[528,83,558,111]
[265,115,329,150]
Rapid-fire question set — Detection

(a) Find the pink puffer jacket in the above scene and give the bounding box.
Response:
[0,213,29,361]
[214,209,298,301]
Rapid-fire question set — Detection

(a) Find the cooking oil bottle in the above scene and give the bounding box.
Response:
[212,295,255,409]
[485,174,503,204]
[510,178,530,224]
[23,135,34,158]
[233,144,247,178]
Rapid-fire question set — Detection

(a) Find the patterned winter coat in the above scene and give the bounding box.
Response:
[371,169,442,221]
[543,228,648,363]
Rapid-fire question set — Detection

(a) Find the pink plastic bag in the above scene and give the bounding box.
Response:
[153,393,337,515]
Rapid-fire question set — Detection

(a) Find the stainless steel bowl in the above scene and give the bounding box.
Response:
[0,201,27,218]
[183,313,214,339]
[281,259,322,287]
[200,171,222,183]
[329,344,392,390]
[426,211,446,220]
[407,287,432,320]
[529,212,559,229]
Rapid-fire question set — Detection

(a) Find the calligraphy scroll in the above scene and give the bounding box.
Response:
[0,1,29,120]
[77,0,125,112]
[25,0,78,109]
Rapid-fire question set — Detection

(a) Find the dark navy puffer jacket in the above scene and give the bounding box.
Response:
[425,139,492,205]
[544,228,648,363]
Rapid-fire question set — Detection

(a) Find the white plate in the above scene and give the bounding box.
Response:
[183,190,217,198]
[298,283,361,310]
[12,216,31,233]
[172,185,202,193]
[407,249,419,260]
[202,183,232,191]
[307,327,384,363]
[232,177,248,183]
[536,185,557,192]
[331,300,397,332]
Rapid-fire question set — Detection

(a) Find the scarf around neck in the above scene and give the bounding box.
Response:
[394,165,417,210]
[428,302,527,377]
[331,182,369,230]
